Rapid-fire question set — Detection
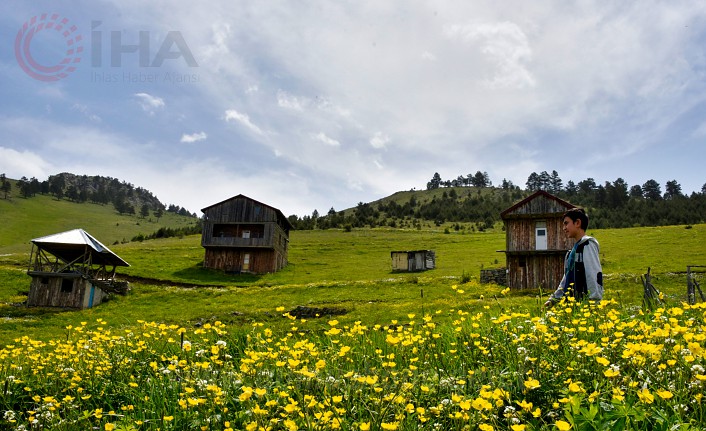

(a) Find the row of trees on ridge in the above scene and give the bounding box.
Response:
[289,170,706,230]
[1,173,197,219]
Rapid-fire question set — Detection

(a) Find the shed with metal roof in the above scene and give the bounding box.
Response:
[390,250,436,272]
[26,229,130,309]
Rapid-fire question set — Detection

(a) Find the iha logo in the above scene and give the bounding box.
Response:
[15,14,199,84]
[14,13,83,82]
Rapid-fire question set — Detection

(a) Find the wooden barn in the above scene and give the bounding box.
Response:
[500,191,576,290]
[26,229,130,309]
[391,250,436,272]
[201,194,292,274]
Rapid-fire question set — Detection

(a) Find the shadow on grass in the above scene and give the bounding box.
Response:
[0,302,76,319]
[117,262,266,288]
[171,262,263,286]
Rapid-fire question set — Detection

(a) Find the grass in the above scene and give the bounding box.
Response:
[1,223,706,429]
[0,224,704,346]
[2,293,705,430]
[597,224,706,274]
[113,228,507,286]
[0,192,198,255]
[108,224,706,288]
[358,186,500,207]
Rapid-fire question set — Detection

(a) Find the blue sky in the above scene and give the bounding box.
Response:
[2,1,706,217]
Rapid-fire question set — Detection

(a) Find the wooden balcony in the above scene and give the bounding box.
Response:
[202,236,273,248]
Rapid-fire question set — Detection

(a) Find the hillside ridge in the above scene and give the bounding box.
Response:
[0,173,200,254]
[290,184,706,230]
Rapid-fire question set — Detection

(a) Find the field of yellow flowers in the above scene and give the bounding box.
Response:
[2,286,705,431]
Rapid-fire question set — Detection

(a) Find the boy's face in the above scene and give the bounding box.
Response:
[562,216,583,240]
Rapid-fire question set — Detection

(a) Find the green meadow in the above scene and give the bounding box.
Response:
[0,192,199,255]
[1,222,704,346]
[4,177,706,429]
[1,223,706,430]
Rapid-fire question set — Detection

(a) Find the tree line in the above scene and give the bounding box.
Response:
[288,170,706,230]
[131,225,203,242]
[5,170,703,232]
[1,173,197,218]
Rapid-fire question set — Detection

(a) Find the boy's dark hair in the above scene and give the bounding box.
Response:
[564,207,589,230]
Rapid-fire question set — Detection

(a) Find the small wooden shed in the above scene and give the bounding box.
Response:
[26,229,130,309]
[201,194,292,274]
[500,191,575,290]
[391,250,436,272]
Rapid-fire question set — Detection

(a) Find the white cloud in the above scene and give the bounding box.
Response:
[134,93,165,115]
[0,147,52,179]
[421,51,437,62]
[277,90,307,111]
[0,117,133,161]
[71,104,102,122]
[202,22,232,61]
[312,132,340,147]
[124,159,317,216]
[444,20,535,89]
[180,132,208,143]
[3,0,706,219]
[370,132,390,149]
[223,109,264,135]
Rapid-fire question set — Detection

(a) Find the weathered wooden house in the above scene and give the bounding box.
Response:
[500,191,575,290]
[201,194,292,274]
[391,250,436,272]
[26,229,130,309]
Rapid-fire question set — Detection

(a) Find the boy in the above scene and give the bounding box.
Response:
[544,207,603,308]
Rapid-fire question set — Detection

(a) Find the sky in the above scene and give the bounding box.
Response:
[2,1,706,218]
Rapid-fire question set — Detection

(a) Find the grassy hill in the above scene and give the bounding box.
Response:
[0,185,199,255]
[3,179,706,430]
[1,222,705,345]
[309,186,526,231]
[2,225,704,429]
[322,184,706,231]
[369,186,507,207]
[1,175,706,345]
[110,223,706,287]
[339,186,511,215]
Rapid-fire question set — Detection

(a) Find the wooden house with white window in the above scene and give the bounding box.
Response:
[201,194,292,274]
[27,229,130,309]
[500,191,575,290]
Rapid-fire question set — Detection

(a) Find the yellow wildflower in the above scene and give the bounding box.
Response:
[637,388,654,404]
[524,378,540,390]
[656,389,673,400]
[604,368,620,378]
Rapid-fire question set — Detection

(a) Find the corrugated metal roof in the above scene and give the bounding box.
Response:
[31,229,130,267]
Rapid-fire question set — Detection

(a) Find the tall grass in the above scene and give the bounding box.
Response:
[2,295,705,430]
[1,224,705,429]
